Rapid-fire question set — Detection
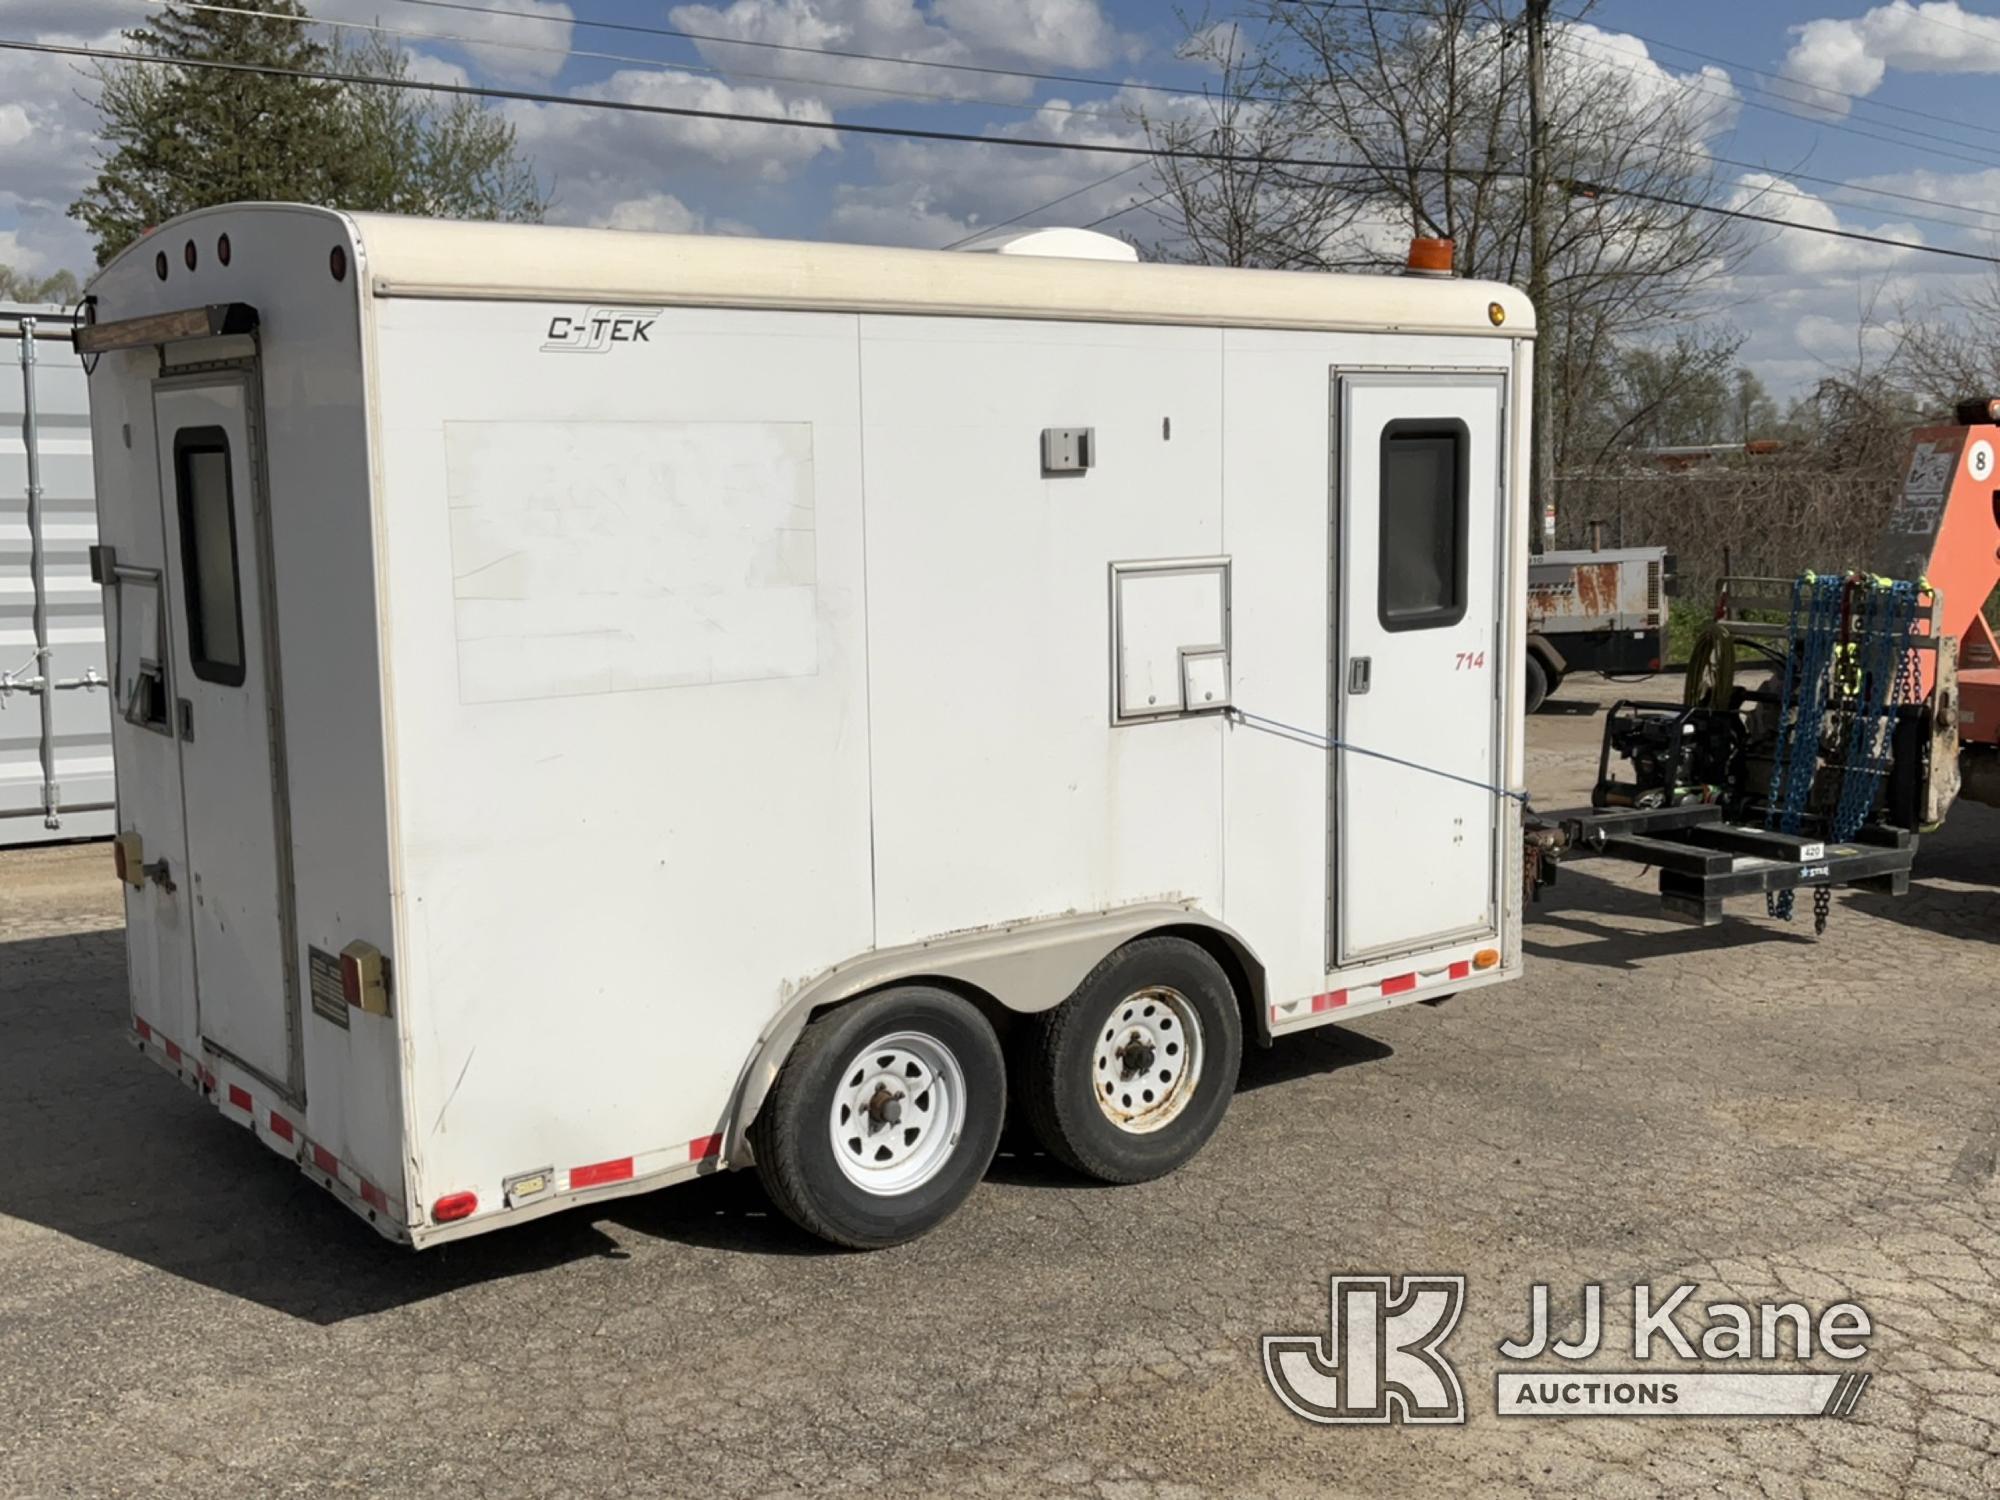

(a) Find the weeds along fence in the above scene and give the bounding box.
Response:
[1552,467,1901,607]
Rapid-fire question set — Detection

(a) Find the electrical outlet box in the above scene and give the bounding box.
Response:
[1041,427,1095,475]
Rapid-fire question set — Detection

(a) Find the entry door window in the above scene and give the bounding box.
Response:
[173,428,247,685]
[1378,419,1469,631]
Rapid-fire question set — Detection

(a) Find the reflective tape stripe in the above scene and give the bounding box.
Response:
[269,1111,295,1142]
[1311,991,1347,1013]
[1380,973,1418,996]
[311,1144,339,1175]
[227,1084,253,1112]
[688,1134,722,1161]
[571,1156,634,1189]
[1447,960,1471,980]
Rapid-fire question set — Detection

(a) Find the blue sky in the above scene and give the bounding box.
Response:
[5,0,2000,394]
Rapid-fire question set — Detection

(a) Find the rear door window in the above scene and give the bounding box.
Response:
[173,428,246,685]
[1378,419,1469,631]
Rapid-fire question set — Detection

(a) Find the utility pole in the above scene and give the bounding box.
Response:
[1525,0,1553,555]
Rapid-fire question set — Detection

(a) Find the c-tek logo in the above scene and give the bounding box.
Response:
[541,306,660,353]
[1263,1275,1467,1425]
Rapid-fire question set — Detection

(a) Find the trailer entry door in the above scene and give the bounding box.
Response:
[153,377,299,1096]
[1333,370,1505,964]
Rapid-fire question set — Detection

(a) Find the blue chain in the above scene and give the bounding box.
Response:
[1763,573,1922,925]
[1764,575,1843,920]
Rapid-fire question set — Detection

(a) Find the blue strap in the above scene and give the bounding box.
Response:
[1227,707,1531,806]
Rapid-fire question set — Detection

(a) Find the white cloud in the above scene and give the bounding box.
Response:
[594,190,756,237]
[665,0,1122,106]
[1550,22,1742,143]
[510,68,838,228]
[930,0,1120,68]
[318,0,575,84]
[1779,2,2000,115]
[1727,172,1926,274]
[826,88,1159,247]
[0,227,51,276]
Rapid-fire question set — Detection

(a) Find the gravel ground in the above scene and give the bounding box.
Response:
[1,675,1995,1498]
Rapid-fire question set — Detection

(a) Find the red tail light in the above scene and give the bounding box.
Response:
[432,1192,478,1224]
[112,839,130,884]
[340,951,362,1007]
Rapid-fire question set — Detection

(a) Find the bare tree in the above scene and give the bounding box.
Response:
[1137,22,1371,269]
[1136,2,1754,507]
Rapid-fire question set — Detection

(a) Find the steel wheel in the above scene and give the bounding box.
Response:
[1091,986,1205,1134]
[1019,936,1243,1185]
[827,1030,967,1196]
[751,986,1005,1248]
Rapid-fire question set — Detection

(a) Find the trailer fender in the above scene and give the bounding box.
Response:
[1526,632,1568,677]
[725,902,1267,1160]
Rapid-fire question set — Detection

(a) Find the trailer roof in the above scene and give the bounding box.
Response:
[347,211,1533,338]
[94,205,1534,338]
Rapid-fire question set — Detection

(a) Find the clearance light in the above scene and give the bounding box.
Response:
[113,831,144,889]
[339,940,390,1016]
[432,1192,478,1224]
[1473,948,1501,971]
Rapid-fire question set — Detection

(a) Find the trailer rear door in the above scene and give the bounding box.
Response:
[1333,370,1505,964]
[152,375,299,1096]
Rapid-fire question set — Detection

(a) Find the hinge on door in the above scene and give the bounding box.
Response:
[177,698,195,742]
[1347,657,1373,695]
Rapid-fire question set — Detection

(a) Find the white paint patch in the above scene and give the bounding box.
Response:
[444,420,818,704]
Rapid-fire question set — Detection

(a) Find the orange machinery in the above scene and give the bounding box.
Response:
[1872,403,2000,810]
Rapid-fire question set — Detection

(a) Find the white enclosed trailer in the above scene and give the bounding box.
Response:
[81,205,1532,1247]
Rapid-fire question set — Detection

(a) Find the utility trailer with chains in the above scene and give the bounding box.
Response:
[1531,571,1946,929]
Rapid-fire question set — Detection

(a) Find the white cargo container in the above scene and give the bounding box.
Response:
[81,205,1533,1248]
[2,306,114,843]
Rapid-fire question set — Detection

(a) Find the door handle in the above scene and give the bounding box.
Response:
[1347,657,1372,695]
[177,698,194,742]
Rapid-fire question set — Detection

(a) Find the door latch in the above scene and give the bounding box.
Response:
[1347,657,1373,695]
[176,698,194,742]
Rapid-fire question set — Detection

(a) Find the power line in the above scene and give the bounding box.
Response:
[396,0,2000,200]
[1552,26,2000,172]
[1277,1,2000,170]
[939,163,1150,249]
[390,0,1267,107]
[155,0,1132,119]
[17,36,2000,268]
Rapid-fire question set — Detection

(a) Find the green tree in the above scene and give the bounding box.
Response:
[70,0,545,265]
[0,266,82,305]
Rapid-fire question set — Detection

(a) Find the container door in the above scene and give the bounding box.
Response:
[153,377,299,1096]
[1333,371,1505,964]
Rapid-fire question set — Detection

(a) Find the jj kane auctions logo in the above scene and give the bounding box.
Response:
[1264,1276,1874,1424]
[541,306,661,353]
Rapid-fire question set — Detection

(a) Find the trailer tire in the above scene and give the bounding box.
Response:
[1019,936,1243,1185]
[1525,653,1550,715]
[750,986,1005,1249]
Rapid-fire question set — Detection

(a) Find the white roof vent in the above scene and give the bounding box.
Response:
[948,226,1140,262]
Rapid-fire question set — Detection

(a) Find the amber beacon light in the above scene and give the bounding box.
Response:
[1405,237,1456,276]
